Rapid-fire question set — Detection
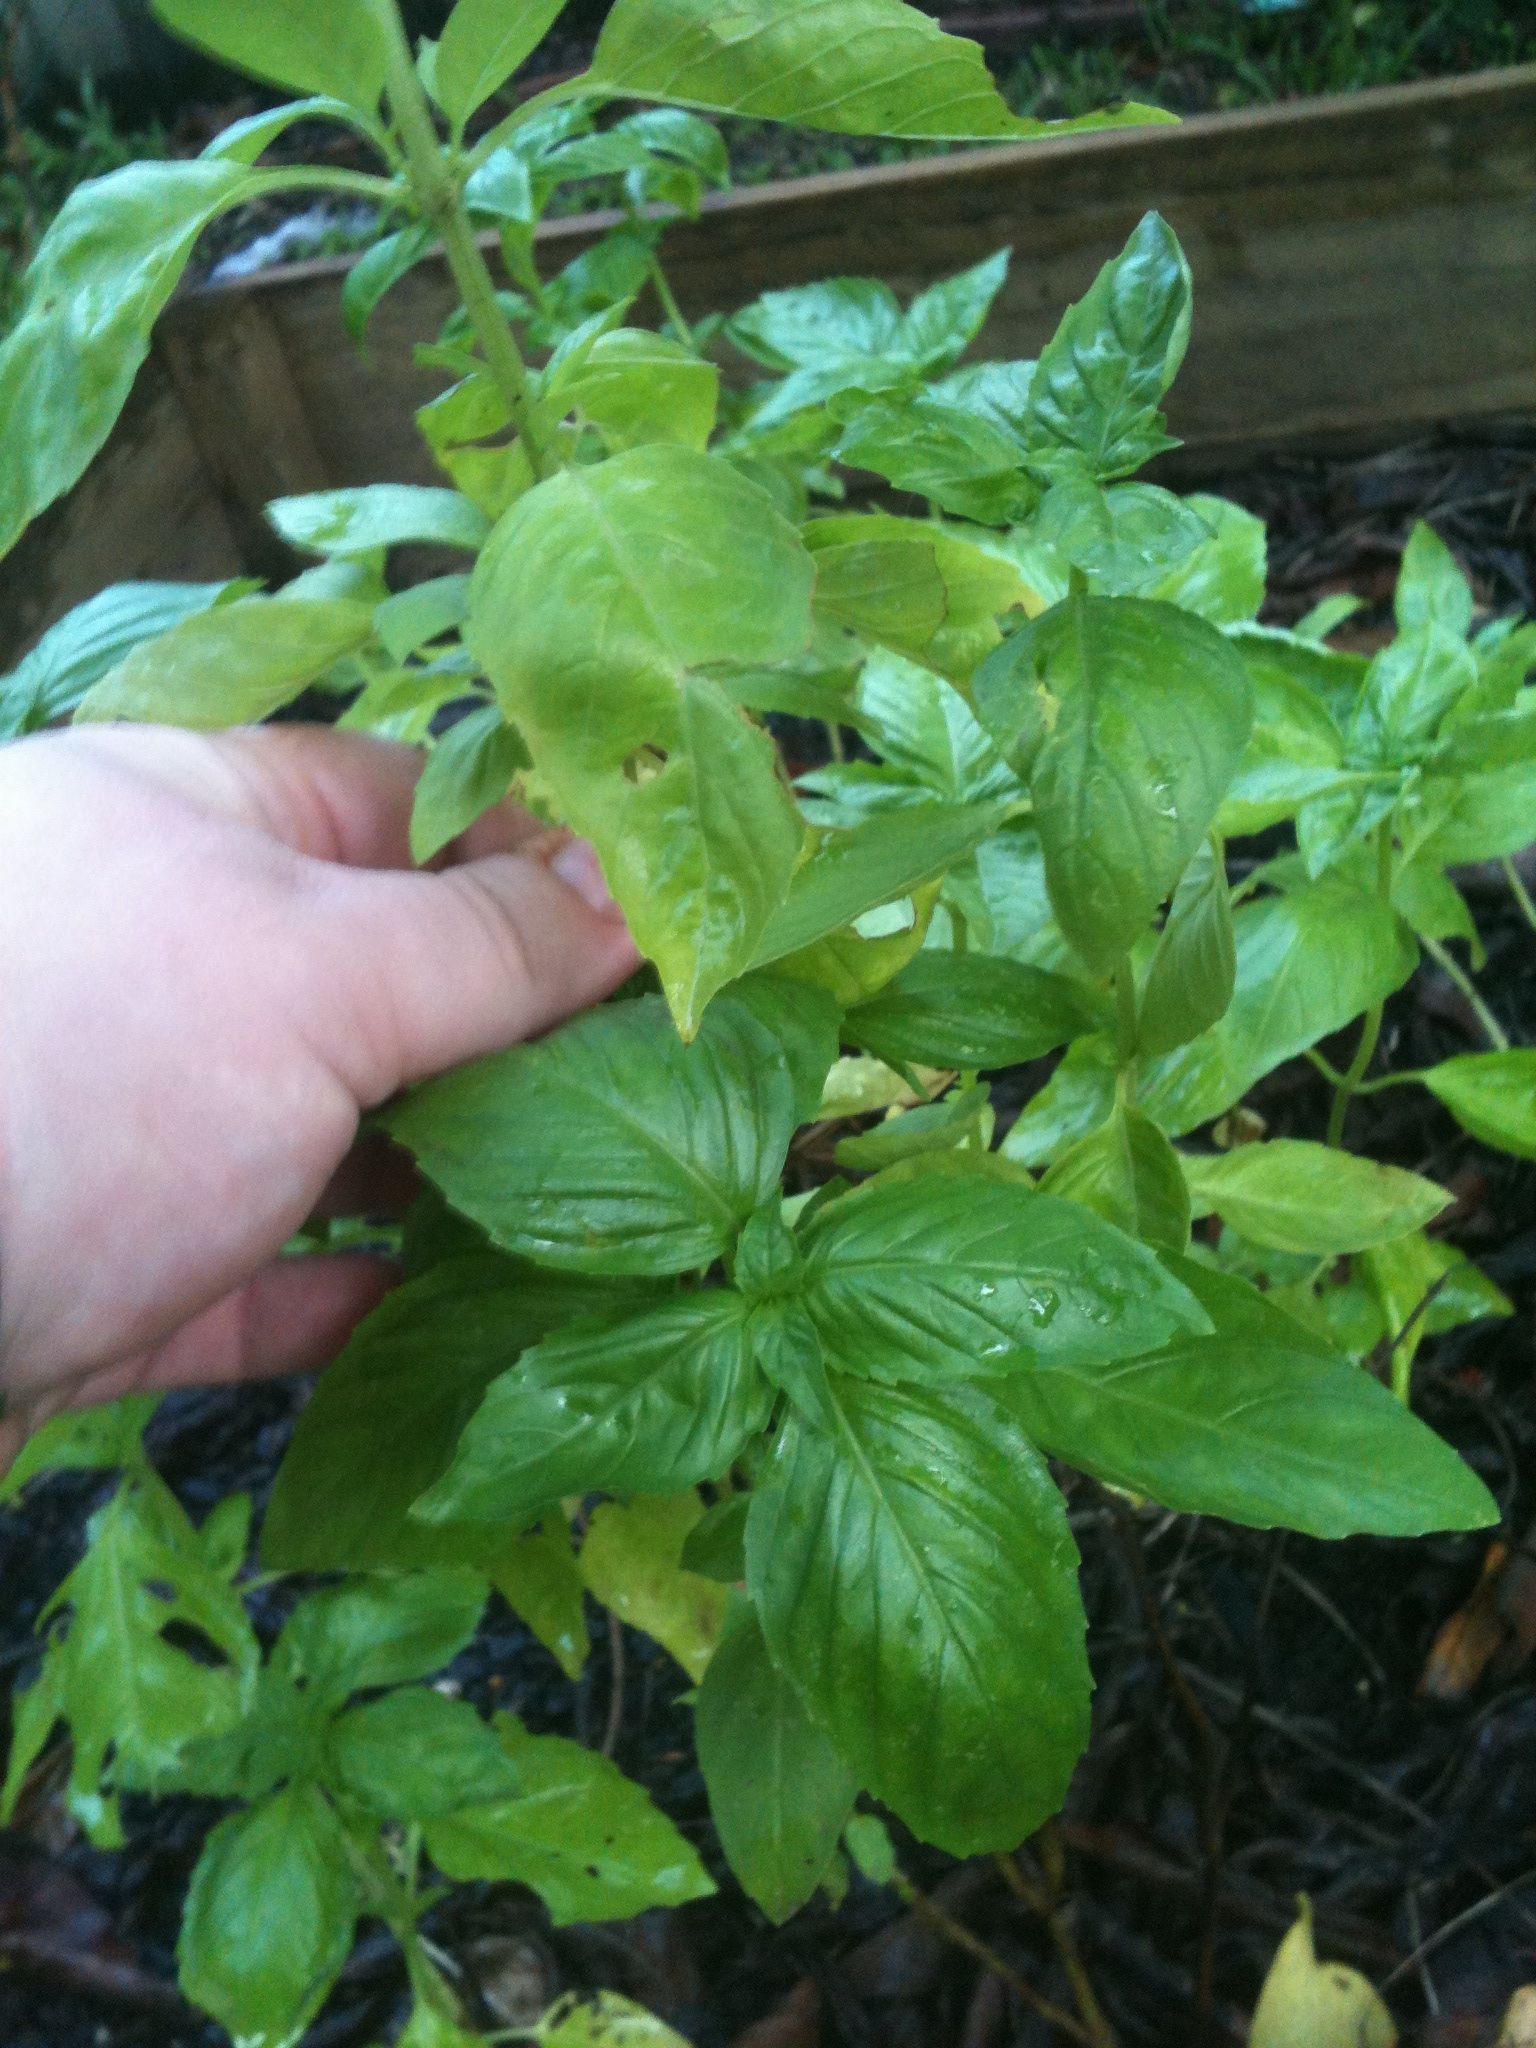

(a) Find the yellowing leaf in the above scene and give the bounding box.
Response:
[1249,1898,1396,2048]
[538,1991,693,2046]
[579,1494,727,1682]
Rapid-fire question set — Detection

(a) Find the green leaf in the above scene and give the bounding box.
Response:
[725,970,843,1125]
[269,485,490,558]
[389,992,798,1274]
[375,575,472,664]
[425,1713,714,1922]
[179,1784,358,2048]
[1001,1257,1497,1538]
[751,801,1007,967]
[847,951,1098,1069]
[803,514,1039,683]
[488,1513,590,1680]
[410,706,525,864]
[437,0,568,130]
[417,1292,770,1525]
[834,1081,990,1173]
[1021,212,1191,481]
[0,161,269,563]
[327,1690,521,1819]
[747,1378,1089,1853]
[834,393,1035,525]
[0,1396,156,1504]
[974,591,1253,968]
[578,1493,728,1681]
[1349,624,1476,767]
[680,1496,750,1583]
[845,1812,897,1885]
[262,1260,636,1573]
[587,0,1170,140]
[0,580,248,740]
[1006,878,1417,1160]
[1034,478,1213,597]
[1041,1102,1190,1254]
[1395,521,1473,639]
[204,95,384,164]
[695,1610,857,1922]
[469,445,814,1031]
[76,596,375,728]
[1422,1049,1536,1159]
[342,223,435,342]
[1147,494,1267,625]
[852,650,1016,804]
[1410,759,1536,865]
[547,329,721,452]
[275,1570,487,1711]
[799,1170,1207,1385]
[1137,840,1235,1056]
[1183,1140,1450,1254]
[154,0,388,103]
[537,1993,693,2046]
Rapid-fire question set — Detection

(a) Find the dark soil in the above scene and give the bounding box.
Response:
[3,431,1535,2048]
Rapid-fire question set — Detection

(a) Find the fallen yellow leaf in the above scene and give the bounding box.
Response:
[1250,1897,1396,2048]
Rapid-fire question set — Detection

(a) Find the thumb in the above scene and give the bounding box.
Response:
[304,835,639,1104]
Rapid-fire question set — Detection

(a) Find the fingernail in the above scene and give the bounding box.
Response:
[550,837,617,915]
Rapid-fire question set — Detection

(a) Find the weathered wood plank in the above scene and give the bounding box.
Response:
[2,64,1533,666]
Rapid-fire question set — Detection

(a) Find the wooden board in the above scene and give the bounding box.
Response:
[3,63,1533,667]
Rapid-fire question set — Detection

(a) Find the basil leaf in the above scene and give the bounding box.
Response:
[469,446,815,1032]
[1002,1258,1497,1538]
[1394,520,1473,639]
[179,1784,357,2048]
[76,596,375,728]
[269,485,490,558]
[436,0,568,131]
[799,1171,1207,1385]
[1349,623,1476,768]
[974,591,1253,968]
[326,1690,521,1819]
[835,394,1035,526]
[341,224,436,341]
[416,1292,770,1524]
[833,1082,990,1173]
[1041,1102,1190,1254]
[410,706,525,865]
[1137,840,1236,1057]
[0,161,270,562]
[1423,1049,1536,1159]
[1147,494,1267,625]
[423,1715,714,1922]
[747,1379,1090,1854]
[153,0,389,105]
[695,1610,857,1924]
[375,575,472,664]
[578,1493,728,1681]
[1183,1139,1450,1254]
[847,951,1099,1069]
[587,0,1169,141]
[853,650,1016,803]
[1021,211,1191,481]
[547,328,721,452]
[274,1571,487,1709]
[389,992,799,1273]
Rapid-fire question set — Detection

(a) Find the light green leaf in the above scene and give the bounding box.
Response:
[76,596,375,728]
[804,514,1040,682]
[974,590,1253,968]
[1137,840,1235,1056]
[1001,1257,1496,1538]
[1395,521,1473,639]
[153,0,388,104]
[269,485,490,558]
[1021,212,1190,481]
[846,951,1099,1069]
[179,1784,358,2048]
[388,992,799,1274]
[416,1292,770,1525]
[0,1396,156,1504]
[799,1170,1206,1385]
[1410,759,1536,866]
[578,1494,728,1681]
[751,801,1007,967]
[834,1082,989,1172]
[1034,478,1212,597]
[261,1259,638,1572]
[1423,1049,1536,1159]
[834,393,1035,526]
[1183,1139,1450,1254]
[747,1378,1089,1854]
[547,329,721,451]
[342,223,435,341]
[695,1610,857,1923]
[0,161,270,562]
[488,1514,590,1680]
[1041,1102,1190,1254]
[587,0,1170,140]
[852,649,1016,803]
[375,575,472,663]
[437,0,568,130]
[327,1690,521,1819]
[469,445,814,1032]
[0,580,248,740]
[274,1570,487,1710]
[410,705,525,864]
[1349,624,1476,767]
[1147,494,1267,625]
[537,1992,694,2046]
[205,95,384,164]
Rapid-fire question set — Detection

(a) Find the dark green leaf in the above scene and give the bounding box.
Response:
[274,1570,486,1710]
[848,950,1098,1070]
[327,1690,520,1819]
[696,1610,857,1922]
[1001,1258,1498,1537]
[680,1496,749,1583]
[834,1082,989,1172]
[343,224,435,342]
[834,394,1034,526]
[1137,841,1236,1057]
[747,1378,1090,1853]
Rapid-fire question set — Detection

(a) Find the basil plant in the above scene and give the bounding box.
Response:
[2,0,1528,2041]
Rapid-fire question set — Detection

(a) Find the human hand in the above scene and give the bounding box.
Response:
[0,724,637,1464]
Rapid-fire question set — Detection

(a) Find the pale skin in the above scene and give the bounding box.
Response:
[0,723,638,1474]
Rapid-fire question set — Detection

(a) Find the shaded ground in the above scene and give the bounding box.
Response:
[2,429,1535,2047]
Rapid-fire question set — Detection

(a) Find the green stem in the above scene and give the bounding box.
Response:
[1112,954,1139,1095]
[648,251,695,348]
[370,0,554,481]
[274,167,402,205]
[1503,856,1536,938]
[1421,934,1510,1052]
[1325,820,1393,1147]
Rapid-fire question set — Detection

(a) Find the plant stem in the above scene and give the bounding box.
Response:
[370,0,554,480]
[649,252,695,348]
[892,1866,1094,2045]
[1421,934,1510,1052]
[1503,856,1536,938]
[1325,821,1393,1147]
